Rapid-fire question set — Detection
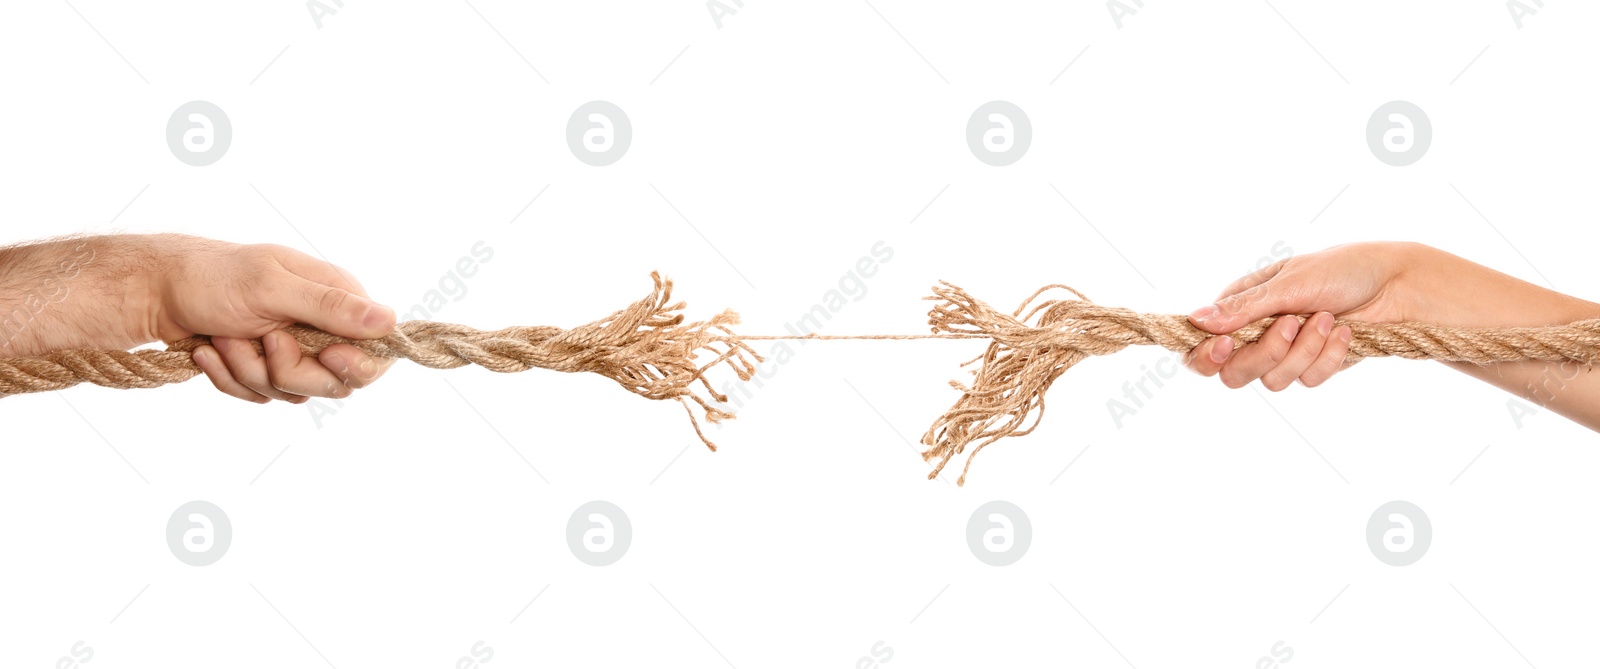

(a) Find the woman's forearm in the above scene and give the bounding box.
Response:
[1400,244,1600,427]
[1396,243,1600,327]
[1447,359,1600,430]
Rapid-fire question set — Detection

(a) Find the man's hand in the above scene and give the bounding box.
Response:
[150,235,396,403]
[0,234,394,403]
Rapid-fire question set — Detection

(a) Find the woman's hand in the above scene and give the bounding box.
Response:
[1181,241,1429,391]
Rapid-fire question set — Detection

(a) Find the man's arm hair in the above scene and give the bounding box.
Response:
[0,234,163,357]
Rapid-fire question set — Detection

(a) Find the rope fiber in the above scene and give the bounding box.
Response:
[5,273,1598,484]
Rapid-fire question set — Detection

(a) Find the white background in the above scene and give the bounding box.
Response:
[3,1,1598,667]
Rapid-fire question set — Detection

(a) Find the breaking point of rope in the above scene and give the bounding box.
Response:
[5,273,1599,485]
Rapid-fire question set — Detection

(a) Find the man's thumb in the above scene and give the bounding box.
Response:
[275,277,396,340]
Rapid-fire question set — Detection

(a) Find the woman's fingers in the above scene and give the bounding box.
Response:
[1298,324,1354,388]
[1261,312,1333,391]
[1188,314,1358,390]
[1183,335,1235,377]
[1215,258,1287,302]
[1217,315,1301,389]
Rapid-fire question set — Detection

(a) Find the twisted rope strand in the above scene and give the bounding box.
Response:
[4,274,1597,483]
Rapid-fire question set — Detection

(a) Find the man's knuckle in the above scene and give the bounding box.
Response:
[319,287,350,314]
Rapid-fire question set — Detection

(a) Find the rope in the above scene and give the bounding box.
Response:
[0,273,760,451]
[916,281,1600,485]
[5,274,1598,483]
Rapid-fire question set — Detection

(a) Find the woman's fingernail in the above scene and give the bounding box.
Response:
[1280,318,1301,342]
[1317,312,1333,337]
[1337,325,1352,342]
[1190,305,1219,324]
[193,348,209,366]
[1209,335,1233,363]
[262,333,277,356]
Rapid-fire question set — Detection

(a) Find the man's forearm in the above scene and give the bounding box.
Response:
[0,235,163,357]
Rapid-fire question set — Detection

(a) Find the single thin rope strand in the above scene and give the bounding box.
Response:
[739,333,990,340]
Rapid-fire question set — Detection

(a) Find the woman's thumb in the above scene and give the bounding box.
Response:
[1189,281,1300,334]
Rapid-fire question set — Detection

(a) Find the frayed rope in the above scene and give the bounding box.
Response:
[6,273,1600,484]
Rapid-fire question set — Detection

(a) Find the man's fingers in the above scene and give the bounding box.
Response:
[192,345,270,404]
[1182,335,1234,377]
[1261,312,1333,391]
[1217,316,1301,389]
[212,336,305,403]
[263,330,354,399]
[269,276,396,340]
[318,344,394,390]
[1299,325,1354,388]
